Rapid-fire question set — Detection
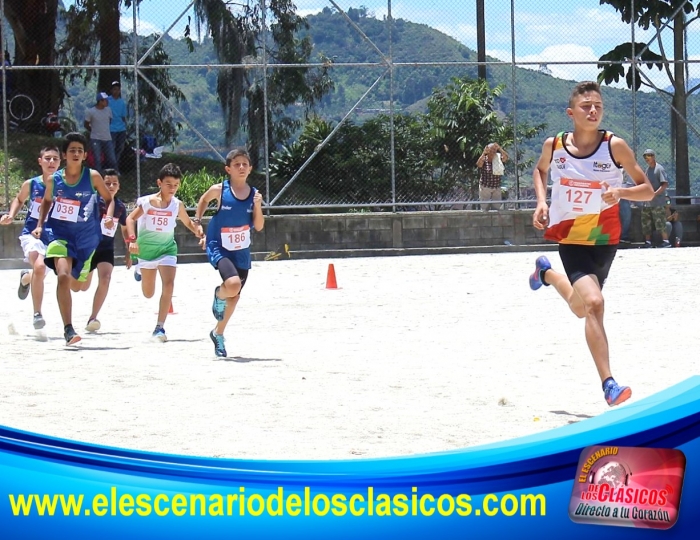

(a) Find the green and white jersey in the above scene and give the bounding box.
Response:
[136,194,180,261]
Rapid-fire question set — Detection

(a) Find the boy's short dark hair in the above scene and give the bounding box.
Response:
[39,145,60,156]
[569,81,602,107]
[158,163,182,180]
[62,132,87,154]
[225,147,251,166]
[103,168,119,179]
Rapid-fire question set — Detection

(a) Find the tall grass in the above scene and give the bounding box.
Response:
[177,169,222,210]
[0,151,27,210]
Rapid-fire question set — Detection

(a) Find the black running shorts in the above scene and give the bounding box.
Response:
[216,257,249,293]
[558,244,617,289]
[89,248,115,272]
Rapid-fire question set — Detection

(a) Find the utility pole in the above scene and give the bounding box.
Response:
[477,0,486,80]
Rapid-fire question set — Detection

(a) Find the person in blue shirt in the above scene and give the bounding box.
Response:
[4,51,14,95]
[193,148,265,357]
[108,81,128,168]
[0,145,61,330]
[33,132,113,346]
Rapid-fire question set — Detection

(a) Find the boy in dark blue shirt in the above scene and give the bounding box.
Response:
[80,169,130,332]
[193,148,264,357]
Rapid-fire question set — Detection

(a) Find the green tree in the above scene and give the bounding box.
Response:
[59,0,124,91]
[58,0,186,146]
[426,77,544,198]
[268,77,544,207]
[3,0,62,125]
[597,0,699,199]
[190,0,333,167]
[268,114,439,205]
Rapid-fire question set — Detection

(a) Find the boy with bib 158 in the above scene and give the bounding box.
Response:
[126,163,203,342]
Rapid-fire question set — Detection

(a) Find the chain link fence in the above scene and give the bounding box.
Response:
[2,0,700,211]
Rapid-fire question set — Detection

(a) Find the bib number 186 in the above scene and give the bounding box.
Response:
[221,226,250,251]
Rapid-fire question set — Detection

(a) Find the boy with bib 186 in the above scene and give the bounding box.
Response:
[193,148,264,357]
[529,81,654,407]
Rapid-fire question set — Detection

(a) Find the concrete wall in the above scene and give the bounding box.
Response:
[2,206,699,267]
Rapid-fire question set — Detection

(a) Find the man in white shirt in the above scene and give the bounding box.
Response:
[84,92,117,174]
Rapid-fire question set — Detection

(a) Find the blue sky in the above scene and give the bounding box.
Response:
[89,0,700,89]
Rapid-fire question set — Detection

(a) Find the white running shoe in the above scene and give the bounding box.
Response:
[86,319,101,332]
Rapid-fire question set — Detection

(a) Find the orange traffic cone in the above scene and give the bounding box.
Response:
[325,264,339,289]
[157,301,176,315]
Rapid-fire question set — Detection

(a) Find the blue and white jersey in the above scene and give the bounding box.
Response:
[46,167,100,244]
[21,176,51,244]
[205,180,257,270]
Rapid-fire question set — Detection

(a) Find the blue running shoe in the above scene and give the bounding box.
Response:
[212,286,226,321]
[134,267,142,282]
[210,330,227,357]
[604,380,632,407]
[529,256,552,291]
[152,326,167,343]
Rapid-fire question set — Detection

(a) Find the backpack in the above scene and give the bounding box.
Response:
[141,135,157,154]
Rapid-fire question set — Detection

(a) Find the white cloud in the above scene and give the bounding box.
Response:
[433,23,477,44]
[485,43,695,93]
[488,44,600,82]
[297,8,325,17]
[120,17,188,40]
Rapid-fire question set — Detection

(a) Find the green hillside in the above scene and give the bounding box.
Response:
[55,8,699,191]
[303,8,699,185]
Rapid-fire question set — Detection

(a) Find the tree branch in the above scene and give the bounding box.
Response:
[653,17,676,86]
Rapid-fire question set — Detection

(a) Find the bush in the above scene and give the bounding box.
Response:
[177,169,222,210]
[0,152,26,209]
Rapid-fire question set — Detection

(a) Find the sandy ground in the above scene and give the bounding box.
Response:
[0,249,698,461]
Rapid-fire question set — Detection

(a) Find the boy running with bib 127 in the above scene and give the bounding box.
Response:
[530,81,654,407]
[194,148,264,357]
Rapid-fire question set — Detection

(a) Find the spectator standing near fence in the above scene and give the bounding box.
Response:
[618,174,634,243]
[4,51,13,95]
[529,81,654,407]
[640,149,670,248]
[108,81,128,167]
[476,143,508,211]
[84,92,118,175]
[665,204,683,247]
